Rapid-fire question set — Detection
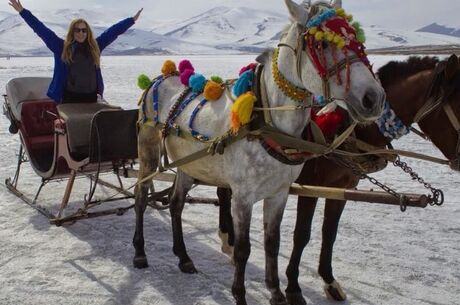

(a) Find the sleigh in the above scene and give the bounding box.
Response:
[3,76,140,225]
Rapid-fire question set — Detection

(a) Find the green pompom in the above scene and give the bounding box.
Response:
[352,21,366,43]
[210,75,223,84]
[137,74,152,90]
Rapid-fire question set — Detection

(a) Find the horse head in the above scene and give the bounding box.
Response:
[282,0,384,123]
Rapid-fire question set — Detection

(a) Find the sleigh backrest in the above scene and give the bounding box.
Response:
[5,77,53,122]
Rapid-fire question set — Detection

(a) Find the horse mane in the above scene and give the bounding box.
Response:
[377,56,440,88]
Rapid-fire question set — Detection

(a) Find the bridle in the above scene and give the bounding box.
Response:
[413,87,460,171]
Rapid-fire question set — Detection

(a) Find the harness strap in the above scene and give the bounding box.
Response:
[413,95,443,123]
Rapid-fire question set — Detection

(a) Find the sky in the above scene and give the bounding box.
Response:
[0,0,459,30]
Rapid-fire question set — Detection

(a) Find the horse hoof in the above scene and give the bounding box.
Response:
[324,280,347,301]
[270,292,288,305]
[179,261,198,274]
[133,256,149,269]
[286,292,307,305]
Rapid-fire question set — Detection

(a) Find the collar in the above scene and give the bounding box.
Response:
[375,101,410,140]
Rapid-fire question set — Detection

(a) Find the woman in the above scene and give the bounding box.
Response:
[8,0,142,104]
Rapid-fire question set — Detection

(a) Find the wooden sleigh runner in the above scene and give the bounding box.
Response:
[3,77,139,225]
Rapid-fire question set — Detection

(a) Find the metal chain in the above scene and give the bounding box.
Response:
[392,156,444,207]
[331,156,410,212]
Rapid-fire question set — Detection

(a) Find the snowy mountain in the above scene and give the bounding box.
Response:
[0,7,459,56]
[416,23,460,38]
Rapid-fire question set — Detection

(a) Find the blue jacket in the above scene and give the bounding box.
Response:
[19,9,135,103]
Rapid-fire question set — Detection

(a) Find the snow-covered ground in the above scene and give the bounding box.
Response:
[0,55,459,305]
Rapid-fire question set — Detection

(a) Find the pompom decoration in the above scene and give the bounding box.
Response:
[231,92,257,134]
[311,110,344,137]
[189,73,207,93]
[137,74,152,90]
[232,70,254,98]
[210,75,223,84]
[161,60,177,75]
[178,60,194,74]
[352,21,366,43]
[180,69,195,86]
[203,81,224,101]
[239,63,258,76]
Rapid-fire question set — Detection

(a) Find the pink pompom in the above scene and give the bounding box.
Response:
[239,63,258,76]
[312,110,344,137]
[178,60,194,74]
[180,69,195,86]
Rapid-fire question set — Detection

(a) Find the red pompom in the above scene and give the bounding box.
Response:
[312,110,344,137]
[239,63,258,76]
[178,60,194,74]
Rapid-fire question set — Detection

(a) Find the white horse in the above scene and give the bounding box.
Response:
[133,1,385,304]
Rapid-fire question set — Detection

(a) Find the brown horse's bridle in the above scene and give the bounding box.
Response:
[413,89,460,171]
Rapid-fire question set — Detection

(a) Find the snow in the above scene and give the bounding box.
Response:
[0,55,459,305]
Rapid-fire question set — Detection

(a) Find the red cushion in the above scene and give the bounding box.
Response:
[20,100,57,137]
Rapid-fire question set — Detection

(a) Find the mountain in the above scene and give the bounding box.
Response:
[416,23,460,38]
[0,7,459,57]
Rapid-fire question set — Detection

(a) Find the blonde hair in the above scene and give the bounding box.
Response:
[61,19,100,66]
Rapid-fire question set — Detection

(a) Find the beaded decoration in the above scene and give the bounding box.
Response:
[272,48,308,103]
[375,101,410,140]
[189,98,210,142]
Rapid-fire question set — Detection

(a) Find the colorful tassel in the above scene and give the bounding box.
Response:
[239,63,257,76]
[189,74,206,93]
[161,60,177,75]
[231,92,257,133]
[178,59,194,74]
[180,69,195,86]
[312,110,344,137]
[203,81,224,101]
[232,70,254,98]
[137,74,151,90]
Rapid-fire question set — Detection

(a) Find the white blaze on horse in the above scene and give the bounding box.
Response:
[133,1,385,305]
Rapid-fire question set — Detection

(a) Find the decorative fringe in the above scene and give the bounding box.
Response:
[161,60,177,75]
[189,74,206,93]
[231,92,257,133]
[232,70,254,98]
[137,74,151,90]
[203,81,224,101]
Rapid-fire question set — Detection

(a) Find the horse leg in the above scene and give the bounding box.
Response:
[264,193,290,305]
[133,126,160,269]
[217,187,234,256]
[319,199,347,301]
[231,195,253,305]
[170,170,197,273]
[285,196,318,305]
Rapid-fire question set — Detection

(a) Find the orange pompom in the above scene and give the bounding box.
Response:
[203,81,224,101]
[161,60,177,75]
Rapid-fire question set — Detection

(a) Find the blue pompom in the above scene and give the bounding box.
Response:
[232,70,255,97]
[189,74,207,93]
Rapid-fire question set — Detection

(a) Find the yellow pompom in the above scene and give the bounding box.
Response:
[314,31,324,41]
[346,14,353,21]
[203,81,224,101]
[231,92,257,133]
[336,8,345,16]
[308,27,318,35]
[325,32,334,42]
[337,40,346,49]
[161,60,177,75]
[333,35,342,44]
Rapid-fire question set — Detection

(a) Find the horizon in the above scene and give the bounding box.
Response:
[0,1,459,31]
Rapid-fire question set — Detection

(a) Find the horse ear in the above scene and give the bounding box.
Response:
[285,0,308,25]
[445,54,459,81]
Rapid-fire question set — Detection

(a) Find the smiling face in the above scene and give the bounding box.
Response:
[73,22,88,43]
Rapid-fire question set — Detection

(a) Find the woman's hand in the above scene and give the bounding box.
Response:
[8,0,24,13]
[133,8,143,22]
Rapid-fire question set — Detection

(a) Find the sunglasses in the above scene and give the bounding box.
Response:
[74,27,87,33]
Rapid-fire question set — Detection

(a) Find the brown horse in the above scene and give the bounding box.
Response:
[217,54,460,305]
